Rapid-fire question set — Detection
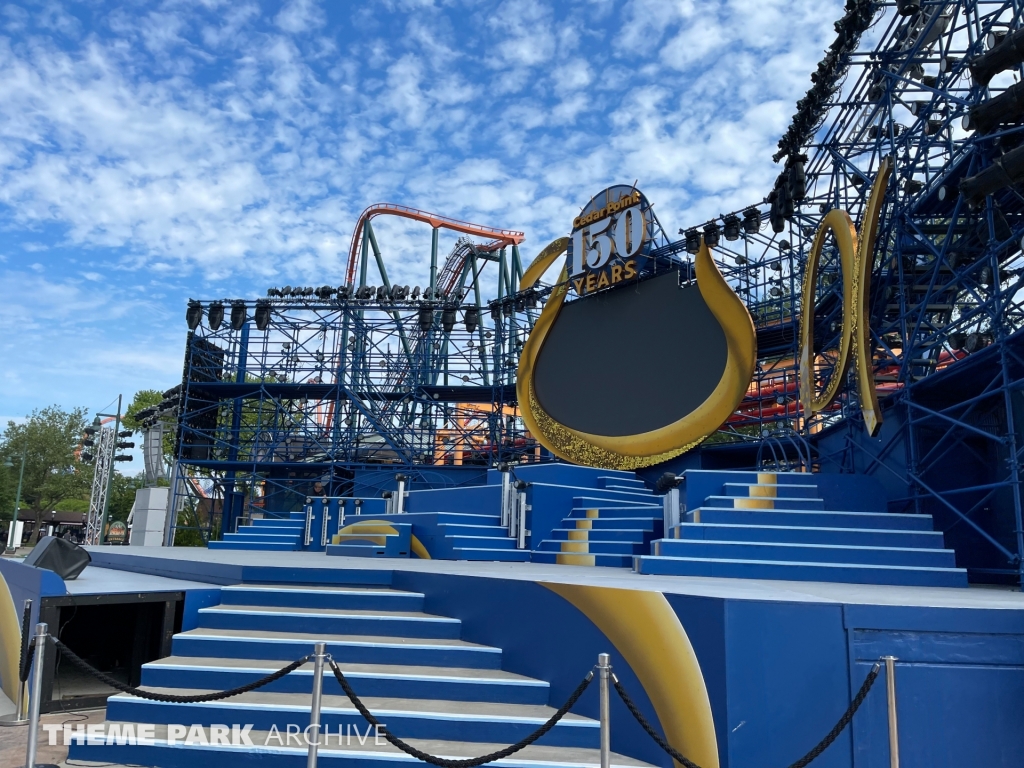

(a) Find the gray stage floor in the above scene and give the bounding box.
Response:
[86,546,1024,610]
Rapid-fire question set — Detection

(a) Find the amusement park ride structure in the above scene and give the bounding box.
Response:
[167,0,1024,585]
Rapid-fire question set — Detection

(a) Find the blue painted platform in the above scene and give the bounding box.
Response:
[48,547,1024,768]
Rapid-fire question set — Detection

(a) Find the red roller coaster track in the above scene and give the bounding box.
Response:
[344,203,525,287]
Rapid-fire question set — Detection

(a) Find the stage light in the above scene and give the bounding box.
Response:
[81,452,94,463]
[703,222,721,248]
[376,286,388,301]
[82,439,94,447]
[84,426,97,436]
[186,301,203,330]
[336,285,350,299]
[465,307,479,333]
[118,430,132,438]
[411,286,421,299]
[970,27,1024,86]
[905,179,924,194]
[723,215,741,241]
[960,144,1024,207]
[896,0,920,17]
[114,455,133,462]
[964,332,992,353]
[282,286,293,296]
[779,240,791,251]
[419,305,433,332]
[490,304,501,322]
[965,81,1024,134]
[208,302,224,331]
[949,332,966,350]
[787,159,806,201]
[254,300,271,330]
[267,288,280,297]
[742,208,761,235]
[925,119,944,136]
[315,285,333,299]
[684,228,701,254]
[117,441,135,449]
[230,301,246,330]
[441,307,456,333]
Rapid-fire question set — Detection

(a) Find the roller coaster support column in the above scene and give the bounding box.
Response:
[430,227,439,298]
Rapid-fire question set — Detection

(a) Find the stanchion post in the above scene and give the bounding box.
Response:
[883,655,899,768]
[307,642,326,768]
[24,623,48,768]
[0,598,32,727]
[598,653,611,768]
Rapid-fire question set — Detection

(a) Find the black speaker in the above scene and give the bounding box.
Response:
[23,536,91,580]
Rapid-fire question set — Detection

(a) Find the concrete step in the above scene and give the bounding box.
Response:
[219,586,425,612]
[674,522,946,549]
[105,689,600,748]
[531,550,634,568]
[560,517,660,531]
[139,657,550,704]
[196,605,463,639]
[634,554,968,587]
[70,723,654,768]
[567,506,663,520]
[548,528,652,543]
[702,495,825,510]
[208,541,301,551]
[690,507,936,531]
[536,539,643,555]
[721,483,820,499]
[451,547,532,562]
[652,538,957,568]
[171,628,503,669]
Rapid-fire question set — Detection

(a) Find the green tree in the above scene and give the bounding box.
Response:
[107,472,147,522]
[0,406,92,535]
[122,389,163,432]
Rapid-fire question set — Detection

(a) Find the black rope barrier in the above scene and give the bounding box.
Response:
[613,663,881,768]
[52,638,309,704]
[18,604,33,684]
[329,658,593,768]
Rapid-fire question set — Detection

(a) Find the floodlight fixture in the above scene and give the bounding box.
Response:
[230,301,246,330]
[208,302,224,331]
[186,301,203,330]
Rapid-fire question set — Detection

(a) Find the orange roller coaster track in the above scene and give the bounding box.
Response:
[345,203,526,287]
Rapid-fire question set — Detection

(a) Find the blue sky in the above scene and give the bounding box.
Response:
[0,0,842,425]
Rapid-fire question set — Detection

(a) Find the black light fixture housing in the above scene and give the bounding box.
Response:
[684,228,701,254]
[254,300,271,331]
[418,305,433,332]
[465,306,479,333]
[742,208,761,235]
[441,307,456,333]
[703,222,721,248]
[207,302,224,331]
[970,27,1024,86]
[186,301,203,330]
[230,301,246,330]
[723,214,742,241]
[961,144,1024,207]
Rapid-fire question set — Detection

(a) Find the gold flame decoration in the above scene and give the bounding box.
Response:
[517,239,757,470]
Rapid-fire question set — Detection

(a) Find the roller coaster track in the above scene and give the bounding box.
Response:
[344,203,525,287]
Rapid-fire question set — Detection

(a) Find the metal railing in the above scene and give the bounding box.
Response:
[7,614,902,768]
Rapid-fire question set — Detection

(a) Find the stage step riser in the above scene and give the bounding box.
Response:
[196,610,462,639]
[635,555,968,587]
[450,548,532,561]
[571,496,658,509]
[560,517,659,531]
[674,523,946,549]
[106,699,598,748]
[692,508,935,531]
[653,540,957,568]
[597,476,647,490]
[435,524,510,537]
[208,542,300,551]
[326,544,394,558]
[721,483,820,499]
[703,496,825,510]
[139,667,549,704]
[566,507,663,520]
[536,540,644,555]
[531,551,633,567]
[219,588,424,612]
[170,637,503,669]
[548,529,652,543]
[71,739,638,768]
[444,536,519,550]
[219,534,302,544]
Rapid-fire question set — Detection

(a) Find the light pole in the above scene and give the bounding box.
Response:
[4,453,26,554]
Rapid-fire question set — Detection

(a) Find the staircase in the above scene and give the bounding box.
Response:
[210,511,305,551]
[636,471,968,587]
[69,584,651,768]
[532,476,662,567]
[328,521,412,558]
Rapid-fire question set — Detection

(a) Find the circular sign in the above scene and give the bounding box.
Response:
[107,520,128,544]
